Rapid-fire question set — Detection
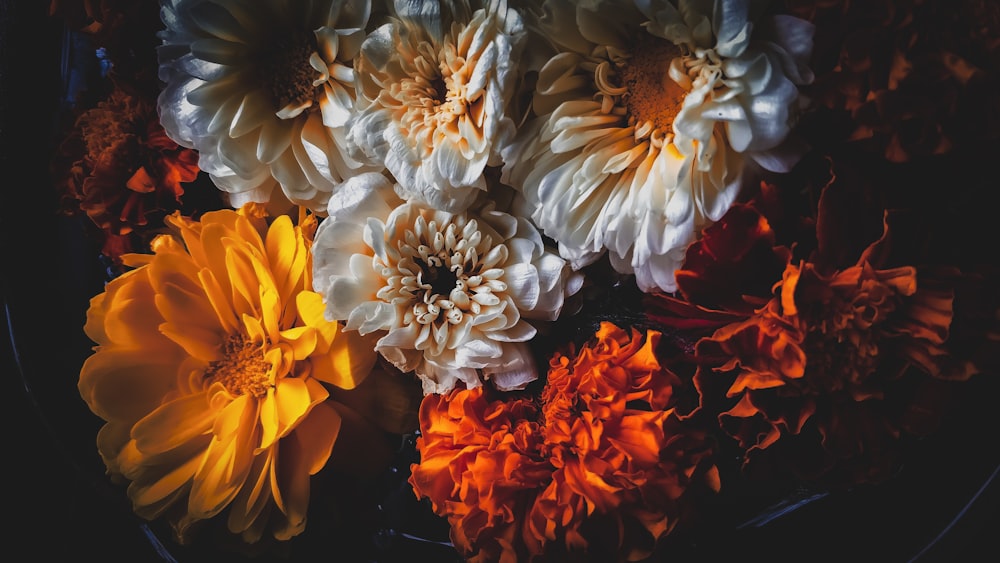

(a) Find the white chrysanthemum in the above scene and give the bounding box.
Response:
[502,0,814,292]
[157,0,377,212]
[346,0,526,212]
[312,172,582,395]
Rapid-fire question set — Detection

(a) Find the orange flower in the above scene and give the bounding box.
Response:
[53,86,201,261]
[410,323,719,562]
[78,204,386,544]
[647,170,995,486]
[696,245,965,484]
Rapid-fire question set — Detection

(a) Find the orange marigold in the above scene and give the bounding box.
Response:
[53,86,200,261]
[410,322,719,563]
[644,161,1000,486]
[694,211,968,484]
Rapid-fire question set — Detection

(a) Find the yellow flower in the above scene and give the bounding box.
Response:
[78,203,379,544]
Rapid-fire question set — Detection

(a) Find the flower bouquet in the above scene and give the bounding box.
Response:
[20,0,1000,560]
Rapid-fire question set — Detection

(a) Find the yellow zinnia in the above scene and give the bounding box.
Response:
[78,203,380,544]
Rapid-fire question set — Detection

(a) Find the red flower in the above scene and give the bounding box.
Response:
[53,87,200,262]
[645,166,997,486]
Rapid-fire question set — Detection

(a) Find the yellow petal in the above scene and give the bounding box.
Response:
[296,291,339,345]
[291,400,341,475]
[265,214,307,306]
[159,323,224,363]
[225,244,263,318]
[274,377,326,439]
[79,349,181,423]
[131,391,217,455]
[279,325,319,361]
[314,328,378,389]
[227,452,272,535]
[257,279,282,344]
[154,279,221,335]
[259,387,279,452]
[191,395,260,517]
[129,451,202,508]
[197,267,240,334]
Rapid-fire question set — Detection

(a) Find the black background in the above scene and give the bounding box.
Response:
[3,1,999,562]
[1,2,168,559]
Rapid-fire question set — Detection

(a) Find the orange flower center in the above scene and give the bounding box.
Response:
[205,334,273,397]
[797,276,899,394]
[80,93,144,163]
[260,30,320,111]
[619,36,686,138]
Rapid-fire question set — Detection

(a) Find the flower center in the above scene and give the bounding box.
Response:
[390,39,457,147]
[618,35,686,139]
[204,334,273,397]
[377,215,509,339]
[260,30,320,112]
[416,255,460,297]
[80,93,145,162]
[796,278,900,396]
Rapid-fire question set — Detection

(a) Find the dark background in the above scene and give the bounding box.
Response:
[2,1,999,562]
[1,2,169,559]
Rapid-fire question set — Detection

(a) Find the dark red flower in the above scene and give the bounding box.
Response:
[645,163,998,486]
[52,86,200,262]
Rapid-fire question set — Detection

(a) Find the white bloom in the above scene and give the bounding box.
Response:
[346,0,526,212]
[502,0,813,292]
[312,172,582,395]
[157,0,377,212]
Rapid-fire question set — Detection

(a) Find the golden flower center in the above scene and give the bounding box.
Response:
[260,30,320,111]
[618,36,686,138]
[204,334,273,397]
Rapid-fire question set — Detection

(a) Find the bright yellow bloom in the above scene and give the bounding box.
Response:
[78,203,379,543]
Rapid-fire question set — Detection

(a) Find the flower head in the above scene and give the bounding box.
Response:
[647,171,995,485]
[312,172,581,394]
[502,0,814,292]
[409,322,719,562]
[53,86,200,260]
[346,0,527,212]
[697,246,954,484]
[78,204,382,543]
[156,0,377,212]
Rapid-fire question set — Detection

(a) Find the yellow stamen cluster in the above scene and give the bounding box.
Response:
[205,334,273,397]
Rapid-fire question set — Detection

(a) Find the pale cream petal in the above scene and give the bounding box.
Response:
[158,0,374,213]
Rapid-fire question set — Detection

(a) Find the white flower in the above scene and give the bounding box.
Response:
[502,0,813,292]
[346,0,526,212]
[311,172,582,395]
[157,0,377,212]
